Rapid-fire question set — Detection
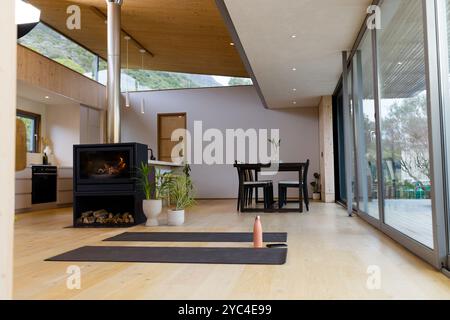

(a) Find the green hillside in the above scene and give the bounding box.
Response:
[19,23,251,89]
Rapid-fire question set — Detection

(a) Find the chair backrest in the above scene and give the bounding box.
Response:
[303,159,310,185]
[234,160,242,184]
[245,168,254,182]
[235,160,254,183]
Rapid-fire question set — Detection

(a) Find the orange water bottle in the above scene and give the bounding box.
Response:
[253,216,263,248]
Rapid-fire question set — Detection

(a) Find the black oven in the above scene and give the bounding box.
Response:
[32,165,57,204]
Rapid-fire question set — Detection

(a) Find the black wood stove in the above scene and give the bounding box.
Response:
[73,143,148,227]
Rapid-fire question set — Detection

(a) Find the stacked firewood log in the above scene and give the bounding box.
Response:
[77,209,134,225]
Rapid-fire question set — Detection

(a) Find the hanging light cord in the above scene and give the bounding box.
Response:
[140,50,145,114]
[126,37,129,93]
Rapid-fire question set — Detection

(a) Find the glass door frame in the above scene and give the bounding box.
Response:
[336,0,448,270]
[352,34,382,224]
[350,62,360,212]
[434,0,450,270]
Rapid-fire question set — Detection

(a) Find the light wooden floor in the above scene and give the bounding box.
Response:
[13,200,450,299]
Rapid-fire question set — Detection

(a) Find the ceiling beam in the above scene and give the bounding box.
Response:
[215,0,268,108]
[90,6,154,57]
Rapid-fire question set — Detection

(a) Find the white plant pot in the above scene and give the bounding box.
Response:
[312,193,321,201]
[143,199,162,226]
[167,209,185,226]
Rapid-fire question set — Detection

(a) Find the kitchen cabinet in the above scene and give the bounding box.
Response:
[15,166,74,211]
[15,168,32,211]
[57,167,73,205]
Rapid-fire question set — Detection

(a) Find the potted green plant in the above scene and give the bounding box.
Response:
[167,171,195,226]
[137,162,171,226]
[310,172,321,200]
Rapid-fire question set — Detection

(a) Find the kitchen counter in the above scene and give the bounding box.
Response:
[148,160,184,167]
[26,165,73,169]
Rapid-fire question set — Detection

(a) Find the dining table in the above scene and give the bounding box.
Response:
[233,162,308,213]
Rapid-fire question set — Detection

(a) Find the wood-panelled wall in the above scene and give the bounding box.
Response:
[17,45,106,110]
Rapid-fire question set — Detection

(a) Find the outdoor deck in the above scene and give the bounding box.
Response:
[366,199,433,248]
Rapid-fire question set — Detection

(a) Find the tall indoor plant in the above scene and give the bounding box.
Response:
[167,168,195,226]
[137,162,171,226]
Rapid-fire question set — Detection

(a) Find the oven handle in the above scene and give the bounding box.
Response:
[32,173,58,176]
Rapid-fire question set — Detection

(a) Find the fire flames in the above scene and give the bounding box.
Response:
[96,157,127,175]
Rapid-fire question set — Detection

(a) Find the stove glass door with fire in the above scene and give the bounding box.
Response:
[76,146,134,184]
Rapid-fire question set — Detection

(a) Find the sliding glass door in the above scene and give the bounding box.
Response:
[377,0,434,249]
[349,68,358,210]
[437,0,450,266]
[335,91,348,204]
[353,32,379,220]
[333,0,450,269]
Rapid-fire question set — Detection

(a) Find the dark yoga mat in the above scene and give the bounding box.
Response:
[103,232,287,243]
[46,246,287,265]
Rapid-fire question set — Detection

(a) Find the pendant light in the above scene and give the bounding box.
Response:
[124,36,131,107]
[139,49,146,114]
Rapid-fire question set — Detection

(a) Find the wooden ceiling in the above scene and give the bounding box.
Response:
[27,0,248,77]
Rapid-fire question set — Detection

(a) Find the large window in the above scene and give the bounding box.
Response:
[18,23,100,81]
[334,0,442,265]
[378,0,433,248]
[18,23,252,91]
[335,91,347,203]
[353,32,379,220]
[335,0,450,269]
[441,0,450,262]
[349,68,357,210]
[17,110,41,153]
[120,69,252,92]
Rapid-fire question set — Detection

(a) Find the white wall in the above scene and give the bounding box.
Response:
[16,96,87,167]
[46,104,81,167]
[16,96,47,138]
[122,86,320,198]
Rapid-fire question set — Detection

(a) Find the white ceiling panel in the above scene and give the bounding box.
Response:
[223,0,372,108]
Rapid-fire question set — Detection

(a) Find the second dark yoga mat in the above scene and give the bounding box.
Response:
[46,246,287,265]
[104,232,287,243]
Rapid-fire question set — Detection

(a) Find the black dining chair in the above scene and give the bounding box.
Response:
[278,159,310,211]
[235,161,274,211]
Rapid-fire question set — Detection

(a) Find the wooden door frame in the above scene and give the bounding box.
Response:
[157,112,187,161]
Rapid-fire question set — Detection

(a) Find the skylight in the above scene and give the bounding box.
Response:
[15,0,41,25]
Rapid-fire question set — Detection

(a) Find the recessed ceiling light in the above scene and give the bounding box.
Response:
[292,88,297,92]
[292,67,297,71]
[230,42,235,46]
[45,96,50,99]
[293,101,297,105]
[397,61,403,65]
[291,34,297,38]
